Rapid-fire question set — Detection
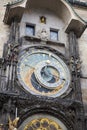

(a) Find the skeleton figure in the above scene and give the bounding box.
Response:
[8,117,19,130]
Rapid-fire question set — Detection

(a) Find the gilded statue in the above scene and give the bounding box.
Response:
[8,117,19,130]
[0,124,4,130]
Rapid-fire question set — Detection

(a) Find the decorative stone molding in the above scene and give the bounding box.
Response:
[69,0,87,8]
[3,0,86,37]
[37,28,49,41]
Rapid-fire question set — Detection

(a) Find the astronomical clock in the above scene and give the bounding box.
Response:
[16,46,72,130]
[0,0,85,130]
[17,47,71,97]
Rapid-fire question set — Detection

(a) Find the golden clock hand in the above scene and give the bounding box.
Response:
[41,66,64,80]
[52,75,66,81]
[25,64,35,69]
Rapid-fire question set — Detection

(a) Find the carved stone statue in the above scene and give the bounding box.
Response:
[8,117,19,130]
[70,56,75,72]
[37,28,49,41]
[75,58,82,73]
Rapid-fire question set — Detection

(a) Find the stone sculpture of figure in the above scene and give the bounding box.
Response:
[70,56,75,72]
[75,58,82,73]
[8,117,19,130]
[37,28,49,41]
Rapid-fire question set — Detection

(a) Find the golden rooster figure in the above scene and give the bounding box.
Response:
[8,117,19,130]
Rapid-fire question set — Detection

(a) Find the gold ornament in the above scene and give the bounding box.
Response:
[24,118,62,130]
[40,16,46,24]
[8,116,19,130]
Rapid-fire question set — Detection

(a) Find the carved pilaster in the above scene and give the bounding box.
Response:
[8,18,20,44]
[69,32,82,99]
[0,99,16,130]
[0,18,20,92]
[68,31,84,130]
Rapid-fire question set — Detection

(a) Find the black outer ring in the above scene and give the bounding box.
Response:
[18,105,74,130]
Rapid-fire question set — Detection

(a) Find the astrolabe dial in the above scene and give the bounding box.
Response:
[17,47,71,97]
[24,118,62,130]
[18,114,67,130]
[34,61,64,89]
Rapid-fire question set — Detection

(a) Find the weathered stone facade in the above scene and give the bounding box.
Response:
[68,3,87,110]
[71,2,87,114]
[0,0,12,57]
[0,0,87,129]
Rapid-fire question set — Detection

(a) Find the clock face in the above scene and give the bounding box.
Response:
[18,114,68,130]
[17,47,71,97]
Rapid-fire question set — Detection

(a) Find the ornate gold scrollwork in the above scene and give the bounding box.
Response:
[24,118,62,130]
[8,116,19,130]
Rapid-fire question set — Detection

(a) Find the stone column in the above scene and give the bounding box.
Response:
[68,31,85,130]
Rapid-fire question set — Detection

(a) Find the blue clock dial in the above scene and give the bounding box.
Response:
[17,47,71,97]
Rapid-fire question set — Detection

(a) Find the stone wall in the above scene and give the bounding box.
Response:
[72,4,87,114]
[20,8,66,44]
[0,0,12,57]
[79,29,87,114]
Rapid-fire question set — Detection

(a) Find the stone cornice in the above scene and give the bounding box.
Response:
[68,0,87,8]
[5,0,24,6]
[3,0,86,37]
[4,0,87,8]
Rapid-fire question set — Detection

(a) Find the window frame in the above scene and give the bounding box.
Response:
[25,23,35,36]
[50,28,59,41]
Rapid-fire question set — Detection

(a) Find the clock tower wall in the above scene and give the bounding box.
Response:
[0,0,87,129]
[19,8,67,55]
[20,8,67,44]
[0,0,12,58]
